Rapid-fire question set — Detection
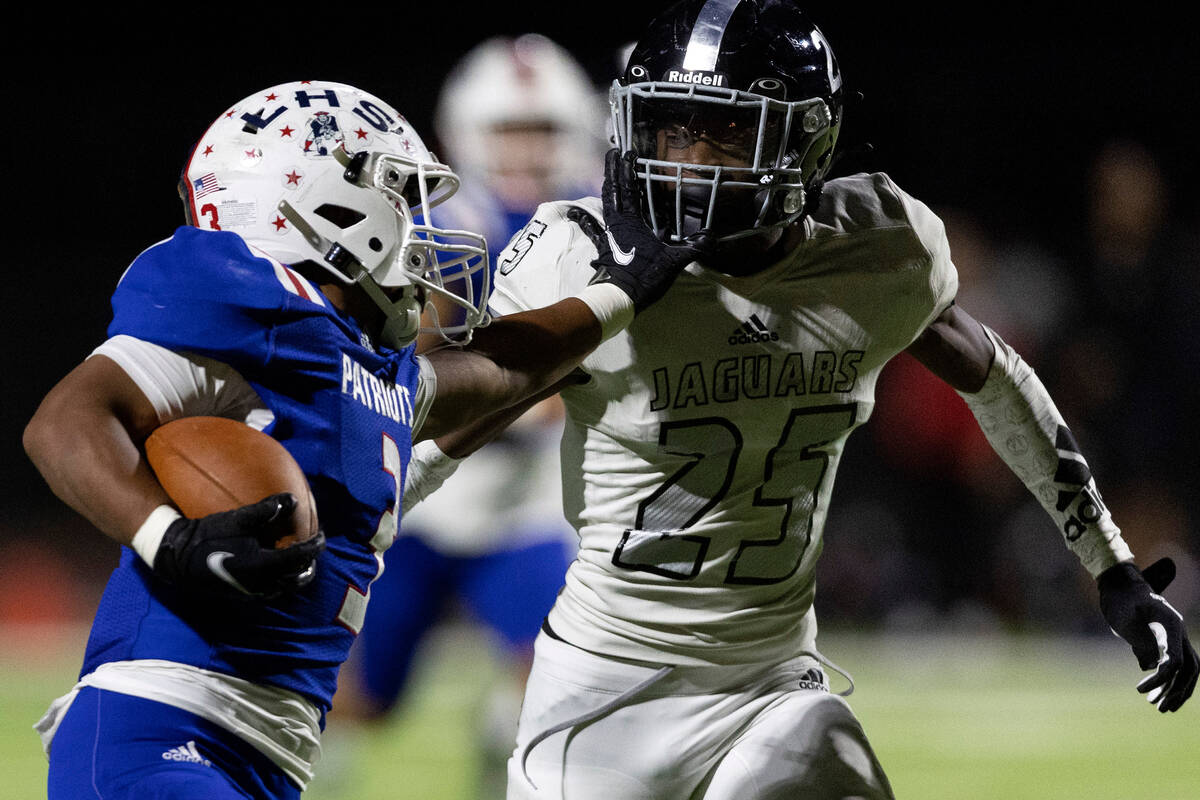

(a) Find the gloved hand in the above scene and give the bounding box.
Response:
[1098,557,1198,712]
[569,149,713,313]
[153,493,325,599]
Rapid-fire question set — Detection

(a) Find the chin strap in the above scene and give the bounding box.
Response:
[277,199,356,280]
[351,269,420,349]
[277,199,420,349]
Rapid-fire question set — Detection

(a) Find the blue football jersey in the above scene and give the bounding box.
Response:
[80,227,421,714]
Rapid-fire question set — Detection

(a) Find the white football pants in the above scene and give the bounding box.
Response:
[508,631,893,800]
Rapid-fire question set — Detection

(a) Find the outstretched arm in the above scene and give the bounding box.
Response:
[416,296,607,441]
[417,148,710,441]
[402,371,584,514]
[908,303,1198,712]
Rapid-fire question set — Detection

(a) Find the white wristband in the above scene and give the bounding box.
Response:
[576,283,636,342]
[130,505,183,567]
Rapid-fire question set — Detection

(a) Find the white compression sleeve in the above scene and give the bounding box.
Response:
[957,326,1133,576]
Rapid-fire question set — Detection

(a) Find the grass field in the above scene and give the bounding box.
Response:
[4,623,1197,799]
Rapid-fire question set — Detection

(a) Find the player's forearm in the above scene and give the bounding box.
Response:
[421,295,611,439]
[472,297,601,381]
[955,325,1132,575]
[404,373,581,513]
[25,409,169,544]
[434,371,581,458]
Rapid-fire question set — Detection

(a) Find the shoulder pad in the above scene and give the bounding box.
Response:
[117,228,321,309]
[494,198,602,278]
[490,199,604,316]
[815,173,947,250]
[108,228,332,367]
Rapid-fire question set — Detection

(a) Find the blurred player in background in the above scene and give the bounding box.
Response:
[324,34,610,798]
[434,33,608,258]
[21,78,701,799]
[409,2,1199,797]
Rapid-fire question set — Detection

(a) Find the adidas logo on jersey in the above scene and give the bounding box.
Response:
[729,315,780,345]
[161,740,212,766]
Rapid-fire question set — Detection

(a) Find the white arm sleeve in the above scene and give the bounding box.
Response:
[957,326,1133,576]
[91,334,270,428]
[401,439,463,514]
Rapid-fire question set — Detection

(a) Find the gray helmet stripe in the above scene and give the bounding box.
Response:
[681,0,742,72]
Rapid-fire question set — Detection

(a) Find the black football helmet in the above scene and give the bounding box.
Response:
[611,0,843,243]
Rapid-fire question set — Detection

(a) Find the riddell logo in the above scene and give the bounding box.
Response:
[666,70,726,87]
[729,315,780,345]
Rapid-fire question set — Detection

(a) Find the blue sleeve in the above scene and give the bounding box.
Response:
[108,228,319,373]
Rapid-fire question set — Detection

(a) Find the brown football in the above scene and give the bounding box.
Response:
[144,416,319,548]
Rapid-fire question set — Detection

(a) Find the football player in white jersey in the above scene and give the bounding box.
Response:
[404,2,1198,798]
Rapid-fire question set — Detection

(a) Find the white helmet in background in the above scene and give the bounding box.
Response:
[179,80,490,349]
[434,34,607,200]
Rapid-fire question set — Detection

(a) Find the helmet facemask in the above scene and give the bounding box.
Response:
[611,80,837,244]
[278,148,489,350]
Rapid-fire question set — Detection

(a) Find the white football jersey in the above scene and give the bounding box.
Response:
[490,172,958,666]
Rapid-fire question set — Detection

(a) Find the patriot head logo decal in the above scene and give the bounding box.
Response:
[304,112,344,156]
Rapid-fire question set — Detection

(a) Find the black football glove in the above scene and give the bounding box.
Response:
[567,148,713,313]
[1098,557,1198,712]
[153,493,325,600]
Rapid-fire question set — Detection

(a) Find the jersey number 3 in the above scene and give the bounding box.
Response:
[612,404,857,585]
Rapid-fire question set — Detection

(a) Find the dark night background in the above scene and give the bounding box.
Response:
[5,6,1199,628]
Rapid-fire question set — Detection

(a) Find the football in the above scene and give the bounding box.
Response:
[144,416,319,548]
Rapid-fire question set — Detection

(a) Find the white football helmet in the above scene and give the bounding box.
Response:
[178,80,489,349]
[434,34,607,196]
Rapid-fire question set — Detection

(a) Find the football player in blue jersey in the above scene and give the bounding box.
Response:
[22,79,707,800]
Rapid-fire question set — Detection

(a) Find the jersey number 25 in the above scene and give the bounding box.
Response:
[613,404,857,585]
